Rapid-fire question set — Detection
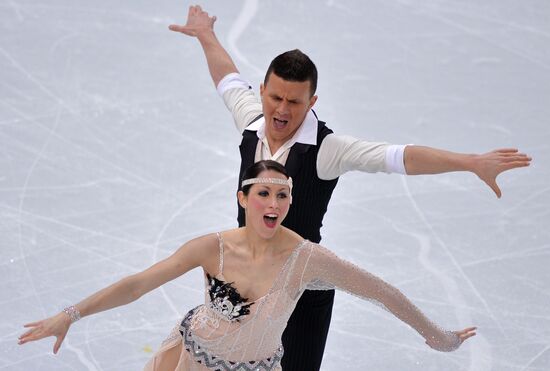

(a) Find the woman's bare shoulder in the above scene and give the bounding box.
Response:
[181,230,234,265]
[281,227,307,245]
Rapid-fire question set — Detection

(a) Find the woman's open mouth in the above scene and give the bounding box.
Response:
[263,213,278,228]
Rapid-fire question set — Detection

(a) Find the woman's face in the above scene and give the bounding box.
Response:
[240,169,291,238]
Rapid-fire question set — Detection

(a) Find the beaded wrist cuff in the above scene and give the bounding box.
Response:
[62,305,81,323]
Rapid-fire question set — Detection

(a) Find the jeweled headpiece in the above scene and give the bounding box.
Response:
[241,177,293,203]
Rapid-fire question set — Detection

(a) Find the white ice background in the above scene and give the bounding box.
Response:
[1,1,549,370]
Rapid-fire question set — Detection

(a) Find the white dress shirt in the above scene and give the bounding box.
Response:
[217,73,407,180]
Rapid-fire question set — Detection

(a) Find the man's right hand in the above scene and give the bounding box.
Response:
[169,5,216,38]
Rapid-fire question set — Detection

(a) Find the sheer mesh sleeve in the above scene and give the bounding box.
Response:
[299,243,461,352]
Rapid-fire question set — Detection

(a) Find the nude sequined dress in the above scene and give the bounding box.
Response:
[144,233,460,370]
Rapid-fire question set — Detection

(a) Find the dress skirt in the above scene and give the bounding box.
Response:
[144,307,283,371]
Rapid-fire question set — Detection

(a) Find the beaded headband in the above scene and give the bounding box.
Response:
[241,177,293,203]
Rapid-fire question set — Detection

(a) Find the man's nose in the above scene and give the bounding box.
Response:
[277,100,289,115]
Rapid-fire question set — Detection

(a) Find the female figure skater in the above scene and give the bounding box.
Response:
[19,160,476,370]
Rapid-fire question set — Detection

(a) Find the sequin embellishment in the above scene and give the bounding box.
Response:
[207,273,254,322]
[180,306,284,370]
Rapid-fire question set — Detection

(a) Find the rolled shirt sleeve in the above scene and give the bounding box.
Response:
[217,73,263,134]
[317,134,408,180]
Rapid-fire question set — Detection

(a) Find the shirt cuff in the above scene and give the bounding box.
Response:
[385,144,408,174]
[217,73,252,96]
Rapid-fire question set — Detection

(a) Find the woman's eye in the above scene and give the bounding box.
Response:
[258,191,269,197]
[277,193,288,199]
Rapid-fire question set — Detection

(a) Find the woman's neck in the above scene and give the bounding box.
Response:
[241,226,285,260]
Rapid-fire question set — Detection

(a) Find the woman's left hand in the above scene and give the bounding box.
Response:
[455,326,477,343]
[426,326,477,351]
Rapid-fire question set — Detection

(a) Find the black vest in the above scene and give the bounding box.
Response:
[237,116,339,243]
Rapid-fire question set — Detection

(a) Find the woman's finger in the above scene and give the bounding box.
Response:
[19,328,36,339]
[456,327,477,342]
[462,332,476,340]
[19,331,39,344]
[53,334,65,354]
[23,321,42,328]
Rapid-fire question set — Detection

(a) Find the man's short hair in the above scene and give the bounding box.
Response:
[264,49,318,97]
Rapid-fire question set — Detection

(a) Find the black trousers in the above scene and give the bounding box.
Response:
[280,289,335,371]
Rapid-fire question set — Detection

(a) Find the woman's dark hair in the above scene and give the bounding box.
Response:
[264,49,318,97]
[240,160,289,195]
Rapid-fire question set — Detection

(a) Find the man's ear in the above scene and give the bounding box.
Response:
[260,83,265,96]
[308,94,318,110]
[237,190,247,209]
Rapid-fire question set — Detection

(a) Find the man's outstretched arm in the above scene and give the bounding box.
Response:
[318,137,531,198]
[403,146,531,198]
[169,5,238,87]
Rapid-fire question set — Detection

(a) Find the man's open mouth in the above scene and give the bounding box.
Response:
[273,118,288,129]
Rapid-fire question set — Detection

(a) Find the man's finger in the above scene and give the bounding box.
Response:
[494,148,519,154]
[169,24,181,31]
[168,25,192,35]
[499,153,531,161]
[486,179,502,198]
[500,161,531,172]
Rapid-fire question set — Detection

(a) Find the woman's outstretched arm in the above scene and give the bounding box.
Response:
[301,243,476,351]
[18,233,218,353]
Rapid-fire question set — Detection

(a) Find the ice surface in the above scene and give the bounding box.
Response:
[1,1,549,370]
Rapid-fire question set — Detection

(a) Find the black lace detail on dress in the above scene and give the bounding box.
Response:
[207,273,254,322]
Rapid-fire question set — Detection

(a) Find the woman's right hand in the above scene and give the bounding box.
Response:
[18,312,72,354]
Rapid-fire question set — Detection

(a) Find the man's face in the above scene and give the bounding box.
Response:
[260,72,318,146]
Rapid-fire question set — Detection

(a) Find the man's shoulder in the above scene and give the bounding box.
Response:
[244,114,264,131]
[316,120,334,141]
[310,111,333,133]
